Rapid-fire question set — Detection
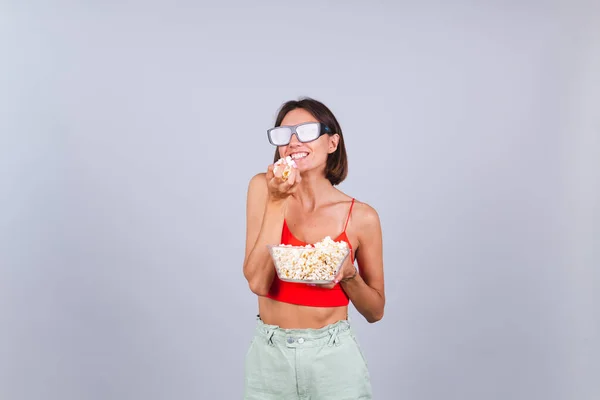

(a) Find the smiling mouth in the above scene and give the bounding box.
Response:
[290,152,309,160]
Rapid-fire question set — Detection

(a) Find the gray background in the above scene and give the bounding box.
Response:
[1,1,598,399]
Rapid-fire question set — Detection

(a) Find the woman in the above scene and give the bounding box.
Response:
[243,97,385,399]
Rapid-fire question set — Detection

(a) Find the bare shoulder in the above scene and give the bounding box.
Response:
[350,199,382,232]
[246,172,269,217]
[248,172,267,187]
[247,172,268,196]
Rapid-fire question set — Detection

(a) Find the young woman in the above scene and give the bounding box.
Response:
[243,98,385,399]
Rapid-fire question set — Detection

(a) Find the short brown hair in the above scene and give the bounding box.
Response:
[272,97,348,186]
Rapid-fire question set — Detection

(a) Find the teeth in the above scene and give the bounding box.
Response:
[291,152,308,160]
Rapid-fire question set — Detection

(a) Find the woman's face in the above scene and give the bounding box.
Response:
[277,108,339,173]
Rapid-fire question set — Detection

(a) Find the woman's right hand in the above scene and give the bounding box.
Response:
[266,158,302,202]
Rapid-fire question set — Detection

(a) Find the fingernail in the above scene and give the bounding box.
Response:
[334,279,339,284]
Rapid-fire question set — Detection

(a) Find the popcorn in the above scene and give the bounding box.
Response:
[273,156,296,181]
[270,236,350,281]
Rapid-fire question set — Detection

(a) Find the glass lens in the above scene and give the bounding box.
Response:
[268,127,292,145]
[296,123,320,142]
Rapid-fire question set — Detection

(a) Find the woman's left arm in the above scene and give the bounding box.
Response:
[336,203,385,323]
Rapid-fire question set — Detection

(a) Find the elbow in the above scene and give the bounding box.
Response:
[366,293,385,323]
[248,276,270,297]
[244,264,271,296]
[367,309,384,324]
[249,282,269,297]
[367,314,383,323]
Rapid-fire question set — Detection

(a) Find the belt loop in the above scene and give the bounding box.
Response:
[265,329,275,346]
[328,326,340,347]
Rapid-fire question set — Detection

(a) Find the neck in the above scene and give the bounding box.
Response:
[292,171,334,212]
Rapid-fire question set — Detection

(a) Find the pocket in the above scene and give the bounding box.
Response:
[245,337,257,359]
[351,335,369,368]
[244,336,259,385]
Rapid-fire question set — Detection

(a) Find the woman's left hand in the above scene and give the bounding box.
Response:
[316,254,357,289]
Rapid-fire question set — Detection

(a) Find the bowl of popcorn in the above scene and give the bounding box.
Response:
[267,236,350,284]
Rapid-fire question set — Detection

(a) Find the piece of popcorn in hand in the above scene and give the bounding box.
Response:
[273,156,297,178]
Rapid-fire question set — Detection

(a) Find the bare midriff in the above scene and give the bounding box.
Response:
[258,296,348,329]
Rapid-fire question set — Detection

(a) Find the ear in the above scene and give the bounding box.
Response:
[327,134,340,154]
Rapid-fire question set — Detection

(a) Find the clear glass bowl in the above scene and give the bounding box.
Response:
[267,244,350,284]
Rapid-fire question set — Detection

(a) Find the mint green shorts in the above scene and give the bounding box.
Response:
[244,316,373,399]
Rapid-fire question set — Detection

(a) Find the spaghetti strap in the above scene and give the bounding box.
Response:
[343,198,355,232]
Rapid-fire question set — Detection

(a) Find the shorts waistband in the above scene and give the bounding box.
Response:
[253,315,353,348]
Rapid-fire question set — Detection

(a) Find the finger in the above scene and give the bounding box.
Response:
[278,180,296,195]
[333,258,352,283]
[273,158,285,174]
[333,270,344,284]
[266,166,275,181]
[317,282,335,289]
[285,172,301,192]
[291,164,300,181]
[285,167,296,186]
[287,163,301,184]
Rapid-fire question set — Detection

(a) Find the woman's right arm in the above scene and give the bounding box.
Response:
[243,173,284,295]
[243,163,300,295]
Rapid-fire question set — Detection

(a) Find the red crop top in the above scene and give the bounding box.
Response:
[266,198,356,307]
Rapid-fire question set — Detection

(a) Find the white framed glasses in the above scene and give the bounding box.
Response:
[267,122,332,146]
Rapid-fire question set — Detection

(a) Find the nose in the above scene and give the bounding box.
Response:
[288,133,301,146]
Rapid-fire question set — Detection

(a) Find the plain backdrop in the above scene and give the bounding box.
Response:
[1,1,598,399]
